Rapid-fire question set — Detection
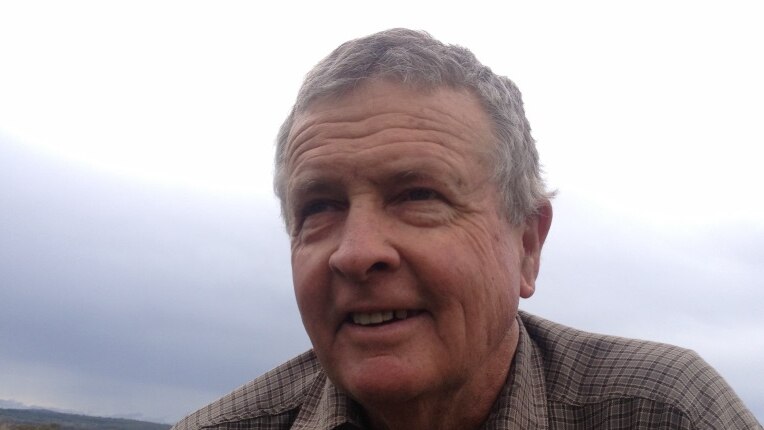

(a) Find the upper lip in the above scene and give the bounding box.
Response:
[335,289,425,328]
[338,303,423,325]
[343,307,423,323]
[343,301,421,314]
[346,305,415,313]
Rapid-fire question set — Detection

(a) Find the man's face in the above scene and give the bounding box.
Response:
[284,80,545,406]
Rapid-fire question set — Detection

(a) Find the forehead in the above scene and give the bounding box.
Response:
[285,80,496,172]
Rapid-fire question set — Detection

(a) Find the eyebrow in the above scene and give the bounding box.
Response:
[287,164,460,207]
[384,169,455,189]
[291,168,455,193]
[291,177,339,198]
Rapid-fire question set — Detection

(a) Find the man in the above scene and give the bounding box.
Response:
[173,29,761,429]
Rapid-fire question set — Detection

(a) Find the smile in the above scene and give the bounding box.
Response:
[350,310,418,326]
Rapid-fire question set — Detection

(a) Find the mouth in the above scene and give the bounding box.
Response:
[348,310,421,326]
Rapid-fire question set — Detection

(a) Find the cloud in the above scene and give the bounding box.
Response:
[1,137,761,423]
[1,1,762,425]
[0,137,310,422]
[524,191,764,420]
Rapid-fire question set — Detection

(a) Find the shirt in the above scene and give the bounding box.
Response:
[172,311,762,429]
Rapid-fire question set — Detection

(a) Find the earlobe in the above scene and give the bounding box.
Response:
[520,279,536,299]
[519,201,553,299]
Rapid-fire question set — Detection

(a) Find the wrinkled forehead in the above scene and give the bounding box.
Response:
[284,80,498,169]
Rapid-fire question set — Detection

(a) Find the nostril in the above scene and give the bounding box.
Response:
[369,262,389,272]
[328,232,401,280]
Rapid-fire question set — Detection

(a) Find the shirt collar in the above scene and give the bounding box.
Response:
[481,312,549,429]
[292,314,548,430]
[290,371,364,430]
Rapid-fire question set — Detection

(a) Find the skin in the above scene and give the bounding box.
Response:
[284,80,552,430]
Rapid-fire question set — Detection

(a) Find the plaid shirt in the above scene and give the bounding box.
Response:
[172,312,761,429]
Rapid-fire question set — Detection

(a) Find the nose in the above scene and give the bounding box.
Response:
[328,204,401,282]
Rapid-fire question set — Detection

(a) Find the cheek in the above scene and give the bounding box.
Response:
[451,229,521,327]
[291,247,331,329]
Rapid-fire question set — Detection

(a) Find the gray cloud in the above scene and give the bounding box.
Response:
[0,136,309,422]
[1,136,761,423]
[525,191,764,420]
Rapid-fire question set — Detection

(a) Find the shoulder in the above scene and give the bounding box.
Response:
[519,311,761,428]
[171,350,324,430]
[520,311,702,405]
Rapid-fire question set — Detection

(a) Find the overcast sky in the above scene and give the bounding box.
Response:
[0,0,762,424]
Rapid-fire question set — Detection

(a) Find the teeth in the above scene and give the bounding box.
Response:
[353,313,371,325]
[352,310,410,326]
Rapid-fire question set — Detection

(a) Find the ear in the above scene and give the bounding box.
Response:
[519,201,553,299]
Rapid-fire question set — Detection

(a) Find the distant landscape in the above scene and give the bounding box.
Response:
[0,409,170,430]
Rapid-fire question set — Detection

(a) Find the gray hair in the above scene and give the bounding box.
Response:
[274,28,552,226]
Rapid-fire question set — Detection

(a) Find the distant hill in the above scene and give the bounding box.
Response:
[0,409,170,430]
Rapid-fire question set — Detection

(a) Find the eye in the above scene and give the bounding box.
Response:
[301,200,337,218]
[400,188,440,202]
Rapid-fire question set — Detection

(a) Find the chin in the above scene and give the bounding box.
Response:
[333,356,435,405]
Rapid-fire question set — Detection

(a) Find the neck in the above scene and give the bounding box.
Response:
[360,321,519,430]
